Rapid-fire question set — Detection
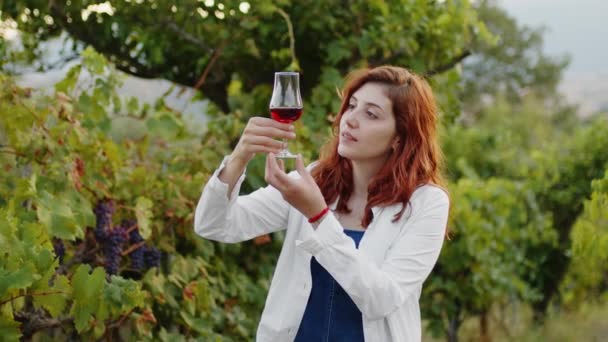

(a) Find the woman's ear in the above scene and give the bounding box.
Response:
[392,138,400,150]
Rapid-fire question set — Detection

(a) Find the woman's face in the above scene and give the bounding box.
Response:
[337,82,398,163]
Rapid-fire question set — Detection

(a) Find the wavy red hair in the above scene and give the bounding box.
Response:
[311,65,447,228]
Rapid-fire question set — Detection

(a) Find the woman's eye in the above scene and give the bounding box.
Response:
[367,111,378,119]
[347,103,355,109]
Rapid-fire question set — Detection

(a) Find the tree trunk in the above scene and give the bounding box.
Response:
[480,311,491,342]
[447,317,460,342]
[532,248,570,322]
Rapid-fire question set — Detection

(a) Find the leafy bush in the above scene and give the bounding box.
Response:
[0,48,274,340]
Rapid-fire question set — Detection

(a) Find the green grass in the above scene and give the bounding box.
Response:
[423,300,608,342]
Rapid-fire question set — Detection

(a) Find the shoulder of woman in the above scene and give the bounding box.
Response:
[411,183,450,206]
[306,160,320,172]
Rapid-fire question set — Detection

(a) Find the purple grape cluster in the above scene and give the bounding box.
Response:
[144,246,161,269]
[104,224,127,275]
[90,202,162,275]
[127,221,145,271]
[53,239,65,264]
[93,199,115,242]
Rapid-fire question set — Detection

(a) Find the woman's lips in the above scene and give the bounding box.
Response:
[341,132,358,142]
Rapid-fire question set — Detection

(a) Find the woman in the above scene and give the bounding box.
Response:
[194,65,450,342]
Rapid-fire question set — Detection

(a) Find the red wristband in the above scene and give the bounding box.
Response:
[308,207,330,223]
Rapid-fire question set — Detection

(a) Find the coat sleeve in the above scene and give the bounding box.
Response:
[194,156,291,243]
[295,186,449,321]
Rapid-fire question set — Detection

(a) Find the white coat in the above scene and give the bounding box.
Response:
[194,157,450,341]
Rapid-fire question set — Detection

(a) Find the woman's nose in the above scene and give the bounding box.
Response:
[344,110,358,128]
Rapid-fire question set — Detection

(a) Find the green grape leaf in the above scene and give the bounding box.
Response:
[70,265,106,332]
[102,140,123,171]
[0,208,18,256]
[36,191,83,240]
[92,320,106,340]
[81,46,107,74]
[158,327,188,342]
[0,314,21,341]
[146,112,183,139]
[135,197,153,239]
[55,64,82,93]
[19,220,47,247]
[179,310,212,334]
[33,275,71,318]
[66,190,96,230]
[102,276,144,317]
[31,248,55,275]
[0,266,36,298]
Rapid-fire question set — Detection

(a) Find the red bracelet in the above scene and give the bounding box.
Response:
[308,207,330,223]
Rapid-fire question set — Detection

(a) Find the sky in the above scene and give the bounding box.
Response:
[500,0,608,76]
[500,0,608,114]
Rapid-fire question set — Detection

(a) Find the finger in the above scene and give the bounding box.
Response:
[247,145,283,154]
[278,158,285,173]
[252,117,295,132]
[264,152,272,183]
[247,125,296,140]
[265,153,287,190]
[268,153,290,188]
[295,154,311,180]
[265,149,271,171]
[265,153,280,188]
[243,136,285,150]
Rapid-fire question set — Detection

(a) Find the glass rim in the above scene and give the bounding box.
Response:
[274,71,299,76]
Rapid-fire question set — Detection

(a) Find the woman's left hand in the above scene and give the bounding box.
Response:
[265,153,327,219]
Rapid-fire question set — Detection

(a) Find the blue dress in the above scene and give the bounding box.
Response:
[294,229,366,342]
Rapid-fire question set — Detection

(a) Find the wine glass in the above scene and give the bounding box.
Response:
[269,71,303,159]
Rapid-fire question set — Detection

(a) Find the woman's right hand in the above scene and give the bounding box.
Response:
[232,117,296,164]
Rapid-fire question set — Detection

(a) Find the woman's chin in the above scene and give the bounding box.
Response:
[337,145,351,158]
[338,146,360,160]
[338,146,392,164]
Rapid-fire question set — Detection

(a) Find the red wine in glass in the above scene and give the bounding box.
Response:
[270,107,303,124]
[269,72,303,158]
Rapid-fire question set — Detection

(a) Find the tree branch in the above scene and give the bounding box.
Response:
[105,307,136,331]
[371,48,408,66]
[194,41,226,90]
[425,50,472,77]
[121,241,145,257]
[47,0,231,112]
[0,291,66,306]
[275,7,299,70]
[55,245,99,276]
[162,20,213,53]
[0,148,26,158]
[14,310,74,338]
[373,48,472,77]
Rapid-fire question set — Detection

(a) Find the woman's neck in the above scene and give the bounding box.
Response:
[350,158,384,198]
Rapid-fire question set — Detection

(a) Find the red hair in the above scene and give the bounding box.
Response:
[311,65,447,228]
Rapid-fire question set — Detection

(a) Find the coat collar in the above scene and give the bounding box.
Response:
[328,196,402,219]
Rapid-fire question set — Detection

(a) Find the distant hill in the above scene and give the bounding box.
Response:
[560,71,608,117]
